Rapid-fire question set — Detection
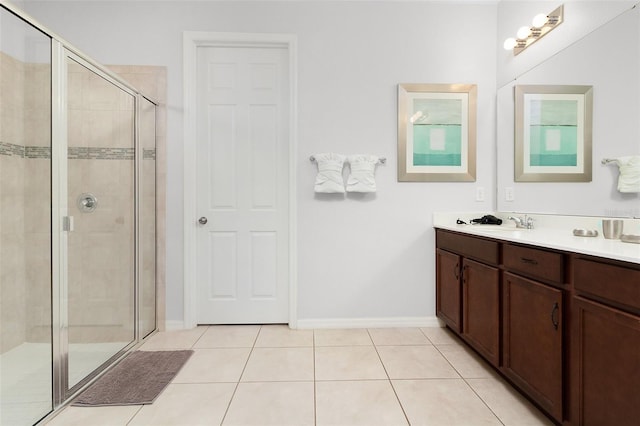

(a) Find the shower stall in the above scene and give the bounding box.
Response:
[0,3,158,425]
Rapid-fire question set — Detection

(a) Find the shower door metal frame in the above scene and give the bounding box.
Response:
[136,94,159,341]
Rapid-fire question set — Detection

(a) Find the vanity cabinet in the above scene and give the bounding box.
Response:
[435,229,567,424]
[435,248,461,332]
[570,257,640,425]
[436,227,640,425]
[435,230,500,366]
[502,271,563,421]
[462,258,500,366]
[502,244,565,422]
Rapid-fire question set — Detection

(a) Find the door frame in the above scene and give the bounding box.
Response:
[183,32,298,329]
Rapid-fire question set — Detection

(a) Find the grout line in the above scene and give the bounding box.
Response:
[219,325,262,425]
[431,337,506,425]
[312,329,317,426]
[189,325,210,349]
[125,404,145,425]
[367,328,411,426]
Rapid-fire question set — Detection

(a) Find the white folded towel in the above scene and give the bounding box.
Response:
[313,153,346,193]
[612,156,640,193]
[346,155,380,193]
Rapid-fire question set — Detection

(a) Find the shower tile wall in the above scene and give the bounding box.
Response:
[66,61,135,344]
[0,51,51,352]
[0,57,166,351]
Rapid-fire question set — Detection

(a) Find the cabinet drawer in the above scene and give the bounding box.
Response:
[503,243,564,284]
[436,230,499,265]
[574,258,640,313]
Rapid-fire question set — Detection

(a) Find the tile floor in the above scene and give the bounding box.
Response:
[45,325,553,426]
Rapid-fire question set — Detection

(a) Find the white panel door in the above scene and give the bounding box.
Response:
[196,45,289,324]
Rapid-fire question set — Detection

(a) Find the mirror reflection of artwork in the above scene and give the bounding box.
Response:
[412,98,462,167]
[398,83,476,182]
[528,99,578,167]
[515,85,592,182]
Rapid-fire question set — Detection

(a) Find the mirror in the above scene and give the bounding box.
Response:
[497,5,639,217]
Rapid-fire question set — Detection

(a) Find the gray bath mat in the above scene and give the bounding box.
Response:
[73,350,193,406]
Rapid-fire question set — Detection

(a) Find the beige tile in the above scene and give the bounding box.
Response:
[138,327,207,350]
[369,327,430,346]
[467,378,554,426]
[377,345,460,379]
[314,328,373,346]
[316,380,408,426]
[254,324,313,347]
[315,346,387,380]
[241,347,314,382]
[193,325,260,348]
[223,381,314,426]
[172,348,251,383]
[393,379,502,425]
[44,406,140,426]
[420,326,460,345]
[128,383,235,426]
[437,344,496,379]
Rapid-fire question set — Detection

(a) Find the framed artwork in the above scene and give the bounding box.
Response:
[397,83,477,182]
[515,84,593,182]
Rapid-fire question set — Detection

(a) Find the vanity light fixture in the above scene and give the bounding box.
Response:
[503,5,564,55]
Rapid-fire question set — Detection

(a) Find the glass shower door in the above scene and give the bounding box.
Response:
[0,7,53,426]
[65,54,136,390]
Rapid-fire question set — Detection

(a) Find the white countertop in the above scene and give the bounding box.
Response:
[433,212,640,265]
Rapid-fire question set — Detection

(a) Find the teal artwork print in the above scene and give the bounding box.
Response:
[528,99,578,167]
[412,98,462,166]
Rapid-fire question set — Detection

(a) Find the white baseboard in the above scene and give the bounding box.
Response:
[295,316,443,329]
[165,317,444,330]
[164,320,186,330]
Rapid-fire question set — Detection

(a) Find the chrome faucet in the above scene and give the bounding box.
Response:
[508,215,534,229]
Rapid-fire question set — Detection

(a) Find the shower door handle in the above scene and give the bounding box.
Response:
[63,216,74,232]
[198,217,208,225]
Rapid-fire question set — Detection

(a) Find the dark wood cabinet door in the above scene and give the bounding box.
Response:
[436,249,461,333]
[571,296,640,426]
[503,272,563,422]
[462,258,500,366]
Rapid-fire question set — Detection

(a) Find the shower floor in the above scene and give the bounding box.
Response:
[1,341,128,426]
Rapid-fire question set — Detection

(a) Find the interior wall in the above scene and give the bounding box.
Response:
[19,1,498,326]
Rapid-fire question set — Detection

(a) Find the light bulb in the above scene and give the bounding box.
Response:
[517,26,532,40]
[532,13,549,28]
[503,38,517,50]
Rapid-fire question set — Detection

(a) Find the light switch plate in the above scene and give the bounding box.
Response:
[505,187,515,201]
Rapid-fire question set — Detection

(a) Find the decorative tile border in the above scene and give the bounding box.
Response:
[0,141,26,157]
[68,147,134,160]
[0,142,135,160]
[26,146,51,159]
[143,148,156,160]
